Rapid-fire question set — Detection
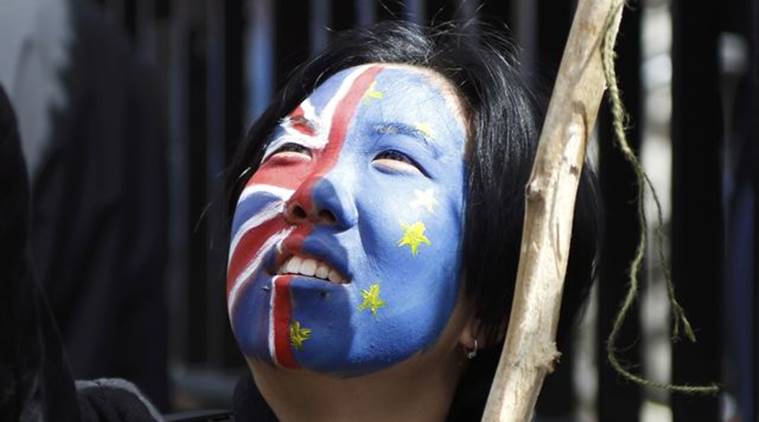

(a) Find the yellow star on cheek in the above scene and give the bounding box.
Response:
[414,122,433,138]
[364,81,384,101]
[358,283,386,316]
[398,221,432,255]
[289,321,311,350]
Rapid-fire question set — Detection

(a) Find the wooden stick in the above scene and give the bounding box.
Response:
[481,1,623,421]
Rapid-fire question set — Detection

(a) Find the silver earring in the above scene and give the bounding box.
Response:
[465,339,478,359]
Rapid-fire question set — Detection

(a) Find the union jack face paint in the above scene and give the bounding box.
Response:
[227,64,467,375]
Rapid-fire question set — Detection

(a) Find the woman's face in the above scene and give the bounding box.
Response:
[227,64,468,376]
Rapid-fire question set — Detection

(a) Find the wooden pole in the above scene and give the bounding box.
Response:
[481,1,623,420]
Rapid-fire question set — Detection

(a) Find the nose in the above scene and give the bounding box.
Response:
[285,176,358,229]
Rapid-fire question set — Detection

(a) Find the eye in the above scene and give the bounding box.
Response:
[373,150,423,175]
[266,142,312,161]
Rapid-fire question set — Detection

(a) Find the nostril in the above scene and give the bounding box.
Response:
[318,210,337,224]
[289,203,307,220]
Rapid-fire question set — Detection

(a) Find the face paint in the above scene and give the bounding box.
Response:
[227,64,467,376]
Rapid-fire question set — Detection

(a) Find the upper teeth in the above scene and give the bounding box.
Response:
[277,256,346,284]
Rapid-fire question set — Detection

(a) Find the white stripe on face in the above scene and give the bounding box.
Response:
[268,275,281,365]
[237,183,294,204]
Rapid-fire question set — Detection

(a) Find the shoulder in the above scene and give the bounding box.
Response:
[76,378,163,422]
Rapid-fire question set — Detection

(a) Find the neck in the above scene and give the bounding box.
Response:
[249,346,465,422]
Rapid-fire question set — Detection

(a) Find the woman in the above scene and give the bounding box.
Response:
[225,20,599,422]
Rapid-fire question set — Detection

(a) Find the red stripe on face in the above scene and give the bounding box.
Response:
[270,223,310,367]
[289,65,384,213]
[226,217,287,295]
[273,275,297,368]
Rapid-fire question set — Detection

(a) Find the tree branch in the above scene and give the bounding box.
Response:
[481,1,623,420]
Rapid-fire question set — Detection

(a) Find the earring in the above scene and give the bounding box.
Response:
[465,339,478,360]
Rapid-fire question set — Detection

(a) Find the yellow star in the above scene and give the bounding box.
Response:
[398,221,432,255]
[414,122,433,138]
[358,283,386,316]
[289,320,311,350]
[410,188,438,214]
[364,81,384,101]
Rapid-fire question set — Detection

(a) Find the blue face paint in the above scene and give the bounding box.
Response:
[227,65,467,376]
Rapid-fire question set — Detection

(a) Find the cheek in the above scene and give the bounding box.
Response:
[362,186,464,287]
[226,212,287,295]
[227,169,309,307]
[365,205,463,356]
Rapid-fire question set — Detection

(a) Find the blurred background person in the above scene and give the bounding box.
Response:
[0,0,169,410]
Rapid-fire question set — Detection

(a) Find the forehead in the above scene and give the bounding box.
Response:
[301,65,467,150]
[309,65,462,113]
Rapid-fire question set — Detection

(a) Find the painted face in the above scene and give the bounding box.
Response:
[227,64,467,376]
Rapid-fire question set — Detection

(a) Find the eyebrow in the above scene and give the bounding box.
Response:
[372,122,443,158]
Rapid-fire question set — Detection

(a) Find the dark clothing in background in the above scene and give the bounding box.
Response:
[76,379,162,421]
[1,78,164,422]
[7,2,170,409]
[0,76,82,422]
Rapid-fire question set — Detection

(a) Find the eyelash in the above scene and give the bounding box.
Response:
[375,149,411,163]
[268,142,312,159]
[373,150,424,173]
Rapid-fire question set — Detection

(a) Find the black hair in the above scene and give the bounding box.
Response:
[226,20,600,421]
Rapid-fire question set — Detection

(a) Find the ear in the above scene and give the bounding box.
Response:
[458,316,487,350]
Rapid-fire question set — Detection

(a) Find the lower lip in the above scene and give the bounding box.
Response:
[274,273,349,286]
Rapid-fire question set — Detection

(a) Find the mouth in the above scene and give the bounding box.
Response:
[275,255,348,284]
